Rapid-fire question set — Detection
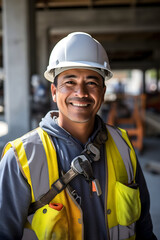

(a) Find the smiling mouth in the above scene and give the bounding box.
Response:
[67,97,93,107]
[70,103,89,107]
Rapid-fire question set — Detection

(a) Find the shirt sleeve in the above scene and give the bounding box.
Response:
[0,148,31,240]
[135,159,157,240]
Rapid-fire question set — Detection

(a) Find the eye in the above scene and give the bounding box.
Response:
[65,80,75,85]
[87,81,98,86]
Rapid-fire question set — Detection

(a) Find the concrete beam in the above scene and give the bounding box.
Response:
[111,60,160,70]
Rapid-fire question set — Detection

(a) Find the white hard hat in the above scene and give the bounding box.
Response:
[44,32,113,82]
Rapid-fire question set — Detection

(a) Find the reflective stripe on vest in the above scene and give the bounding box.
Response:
[106,125,134,183]
[2,125,140,240]
[106,125,140,240]
[2,128,57,202]
[109,223,136,240]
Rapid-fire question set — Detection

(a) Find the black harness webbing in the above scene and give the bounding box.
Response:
[28,124,108,216]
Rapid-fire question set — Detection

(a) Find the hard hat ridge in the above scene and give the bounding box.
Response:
[44,32,113,82]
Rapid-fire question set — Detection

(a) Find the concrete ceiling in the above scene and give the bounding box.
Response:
[94,32,160,70]
[36,0,160,70]
[48,30,160,70]
[2,0,160,71]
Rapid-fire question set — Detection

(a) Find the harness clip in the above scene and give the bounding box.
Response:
[71,155,89,175]
[86,143,100,161]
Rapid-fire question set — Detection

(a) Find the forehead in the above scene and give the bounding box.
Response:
[58,68,102,79]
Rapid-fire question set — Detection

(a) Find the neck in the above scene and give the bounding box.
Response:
[58,117,95,144]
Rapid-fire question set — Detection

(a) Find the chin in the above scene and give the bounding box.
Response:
[69,117,92,124]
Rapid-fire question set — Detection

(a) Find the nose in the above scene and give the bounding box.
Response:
[74,83,89,98]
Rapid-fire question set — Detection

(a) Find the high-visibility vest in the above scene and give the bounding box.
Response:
[2,125,141,240]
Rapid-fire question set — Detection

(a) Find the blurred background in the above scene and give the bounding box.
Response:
[0,0,160,238]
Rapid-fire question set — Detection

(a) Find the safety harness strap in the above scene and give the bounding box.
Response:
[28,124,133,216]
[28,124,108,215]
[28,168,78,215]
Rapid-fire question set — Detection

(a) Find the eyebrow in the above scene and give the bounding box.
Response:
[63,75,77,79]
[63,74,100,81]
[86,76,100,81]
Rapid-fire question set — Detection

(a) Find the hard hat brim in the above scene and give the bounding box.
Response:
[44,61,113,82]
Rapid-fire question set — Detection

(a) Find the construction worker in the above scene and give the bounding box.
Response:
[0,32,157,240]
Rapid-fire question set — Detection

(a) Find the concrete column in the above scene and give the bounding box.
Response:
[2,0,30,139]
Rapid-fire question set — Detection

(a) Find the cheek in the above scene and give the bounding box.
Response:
[92,89,104,100]
[57,85,72,94]
[97,88,105,101]
[56,92,67,108]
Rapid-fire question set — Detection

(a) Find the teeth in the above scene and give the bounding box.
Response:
[72,103,88,107]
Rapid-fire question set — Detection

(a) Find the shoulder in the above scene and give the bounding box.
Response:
[1,147,17,169]
[0,147,30,191]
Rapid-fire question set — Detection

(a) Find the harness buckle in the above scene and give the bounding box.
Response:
[85,143,100,161]
[71,155,102,196]
[71,155,92,178]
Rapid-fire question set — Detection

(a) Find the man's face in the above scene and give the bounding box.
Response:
[51,68,106,124]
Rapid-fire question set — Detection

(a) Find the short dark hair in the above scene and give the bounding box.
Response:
[53,75,58,87]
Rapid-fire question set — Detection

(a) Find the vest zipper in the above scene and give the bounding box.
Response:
[105,153,110,240]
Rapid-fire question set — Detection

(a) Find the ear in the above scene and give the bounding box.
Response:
[51,83,57,102]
